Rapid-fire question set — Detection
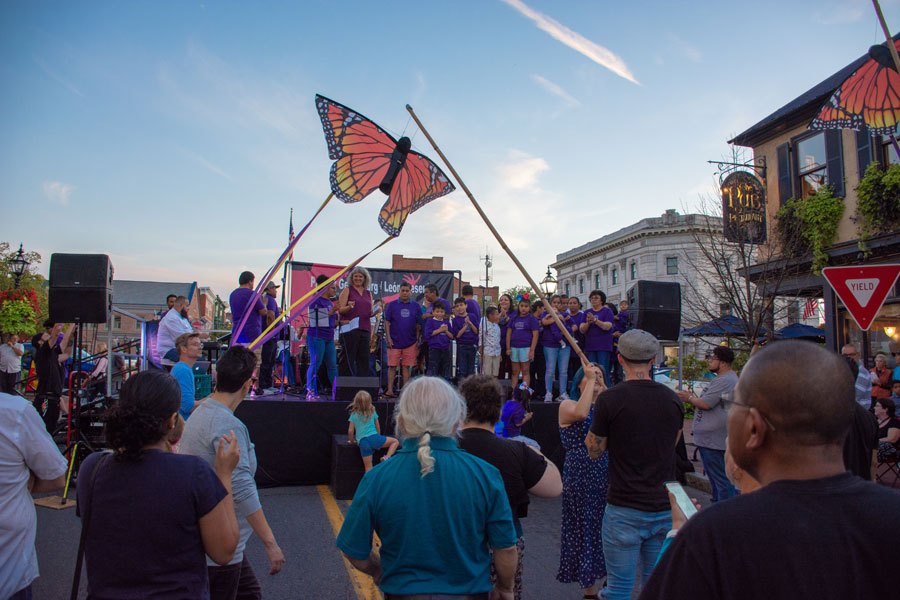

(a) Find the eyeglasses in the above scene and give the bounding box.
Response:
[729,397,777,432]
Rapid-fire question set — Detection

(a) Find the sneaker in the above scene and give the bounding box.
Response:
[264,387,279,395]
[544,392,553,403]
[306,391,320,401]
[559,392,570,401]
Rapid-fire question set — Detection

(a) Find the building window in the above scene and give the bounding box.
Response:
[882,130,900,165]
[796,132,827,198]
[565,282,570,296]
[719,303,731,316]
[484,295,492,302]
[594,274,600,290]
[666,257,678,275]
[630,262,637,280]
[113,316,122,329]
[579,279,584,294]
[611,268,618,285]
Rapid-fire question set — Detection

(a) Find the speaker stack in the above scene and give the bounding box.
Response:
[49,254,113,323]
[626,281,681,341]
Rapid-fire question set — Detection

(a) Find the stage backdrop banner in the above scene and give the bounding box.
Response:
[289,261,456,341]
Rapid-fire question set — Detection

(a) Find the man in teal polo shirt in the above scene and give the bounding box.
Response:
[337,376,518,599]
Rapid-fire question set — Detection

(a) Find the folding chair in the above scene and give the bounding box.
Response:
[875,458,900,487]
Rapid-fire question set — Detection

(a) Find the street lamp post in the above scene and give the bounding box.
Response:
[540,266,557,296]
[9,244,29,289]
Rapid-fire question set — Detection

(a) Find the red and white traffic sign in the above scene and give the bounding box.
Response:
[822,264,900,331]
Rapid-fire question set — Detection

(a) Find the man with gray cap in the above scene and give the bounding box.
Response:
[676,345,738,502]
[584,329,683,600]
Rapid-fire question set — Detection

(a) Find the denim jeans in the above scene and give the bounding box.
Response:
[543,345,571,397]
[601,503,671,600]
[457,343,476,380]
[586,350,612,386]
[307,336,337,395]
[697,446,736,502]
[427,346,452,380]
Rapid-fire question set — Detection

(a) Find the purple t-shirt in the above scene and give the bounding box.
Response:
[451,313,478,345]
[77,449,227,600]
[230,287,265,343]
[346,287,372,332]
[424,297,450,315]
[498,310,516,350]
[424,318,452,350]
[307,297,336,340]
[614,309,629,334]
[568,311,586,348]
[384,299,422,349]
[584,306,615,351]
[466,298,482,324]
[260,295,280,332]
[541,312,567,347]
[508,314,539,348]
[501,400,526,437]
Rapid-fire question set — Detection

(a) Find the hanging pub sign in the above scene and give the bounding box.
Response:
[721,171,767,244]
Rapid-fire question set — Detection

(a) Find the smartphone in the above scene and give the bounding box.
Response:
[664,481,698,519]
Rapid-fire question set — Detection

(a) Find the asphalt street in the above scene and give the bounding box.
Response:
[31,481,711,600]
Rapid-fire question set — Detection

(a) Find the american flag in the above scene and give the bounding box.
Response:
[802,297,818,320]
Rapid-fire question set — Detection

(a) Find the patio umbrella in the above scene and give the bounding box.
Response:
[775,323,826,341]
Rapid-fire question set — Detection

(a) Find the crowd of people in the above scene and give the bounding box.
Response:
[4,272,900,599]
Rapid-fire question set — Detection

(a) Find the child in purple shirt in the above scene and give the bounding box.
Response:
[451,297,478,382]
[506,298,539,388]
[579,289,614,385]
[424,301,453,381]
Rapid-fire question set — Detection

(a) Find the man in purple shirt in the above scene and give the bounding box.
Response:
[579,289,614,385]
[258,281,281,393]
[229,271,268,388]
[384,282,422,397]
[461,284,482,324]
[422,284,449,321]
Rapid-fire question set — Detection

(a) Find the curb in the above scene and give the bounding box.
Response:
[685,471,711,494]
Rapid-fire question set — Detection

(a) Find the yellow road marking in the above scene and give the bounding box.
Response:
[316,485,383,600]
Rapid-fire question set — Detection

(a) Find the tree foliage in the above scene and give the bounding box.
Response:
[0,242,48,330]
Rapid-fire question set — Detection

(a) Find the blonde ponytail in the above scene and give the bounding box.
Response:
[417,432,435,477]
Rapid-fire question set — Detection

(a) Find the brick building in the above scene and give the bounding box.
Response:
[390,254,499,305]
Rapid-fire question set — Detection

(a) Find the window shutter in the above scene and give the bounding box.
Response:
[776,142,793,203]
[825,130,845,197]
[855,129,874,179]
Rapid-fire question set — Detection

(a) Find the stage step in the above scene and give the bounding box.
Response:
[330,434,386,500]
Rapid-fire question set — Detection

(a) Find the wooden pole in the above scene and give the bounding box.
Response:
[873,0,900,75]
[406,104,590,367]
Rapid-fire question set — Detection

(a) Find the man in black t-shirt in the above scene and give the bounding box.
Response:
[585,329,683,600]
[31,322,74,433]
[640,341,900,600]
[457,374,562,599]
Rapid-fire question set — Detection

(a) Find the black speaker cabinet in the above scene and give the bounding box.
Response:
[626,281,681,341]
[49,254,113,323]
[333,376,379,401]
[330,434,385,499]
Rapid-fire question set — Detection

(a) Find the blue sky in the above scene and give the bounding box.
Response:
[2,0,899,301]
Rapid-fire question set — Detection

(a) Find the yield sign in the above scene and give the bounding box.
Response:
[822,264,900,331]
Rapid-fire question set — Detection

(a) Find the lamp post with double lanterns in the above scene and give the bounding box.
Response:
[9,244,30,289]
[540,266,557,296]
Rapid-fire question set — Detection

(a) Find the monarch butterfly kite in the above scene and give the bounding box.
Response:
[315,94,456,236]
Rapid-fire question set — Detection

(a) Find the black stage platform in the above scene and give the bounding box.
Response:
[235,392,565,488]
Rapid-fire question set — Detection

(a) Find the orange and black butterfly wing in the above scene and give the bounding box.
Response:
[378,151,456,236]
[861,65,900,134]
[315,94,396,203]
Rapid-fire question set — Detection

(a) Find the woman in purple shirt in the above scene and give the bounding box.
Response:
[337,267,375,378]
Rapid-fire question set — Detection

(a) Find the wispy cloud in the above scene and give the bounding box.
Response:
[43,181,75,205]
[666,33,702,63]
[32,54,84,97]
[531,74,581,106]
[186,151,232,180]
[495,150,550,190]
[500,0,639,85]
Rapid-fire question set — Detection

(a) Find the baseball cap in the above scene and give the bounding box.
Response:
[617,329,659,362]
[265,281,280,290]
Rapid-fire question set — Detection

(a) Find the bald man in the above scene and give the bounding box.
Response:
[840,344,872,407]
[641,341,900,600]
